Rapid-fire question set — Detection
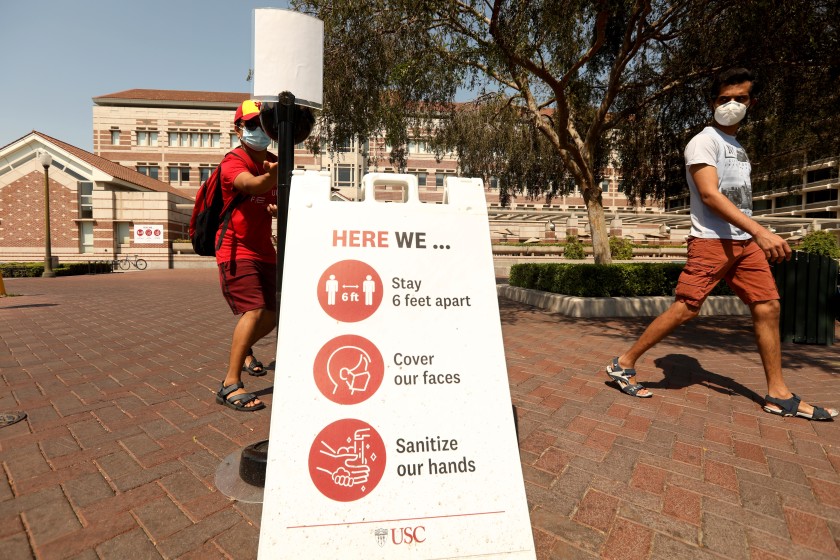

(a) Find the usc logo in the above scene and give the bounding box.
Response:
[391,526,426,545]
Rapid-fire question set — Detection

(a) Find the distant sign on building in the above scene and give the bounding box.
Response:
[133,224,163,244]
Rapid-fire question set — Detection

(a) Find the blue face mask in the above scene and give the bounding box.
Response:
[240,126,270,151]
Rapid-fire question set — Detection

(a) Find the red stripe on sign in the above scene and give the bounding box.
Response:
[288,510,505,529]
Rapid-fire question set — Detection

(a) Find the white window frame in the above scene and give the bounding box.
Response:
[136,165,160,180]
[168,165,191,185]
[78,182,93,219]
[136,129,158,147]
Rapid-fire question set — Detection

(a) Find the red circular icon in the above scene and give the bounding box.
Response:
[313,335,384,405]
[317,260,383,322]
[136,229,144,236]
[145,229,153,236]
[309,419,386,502]
[154,229,161,236]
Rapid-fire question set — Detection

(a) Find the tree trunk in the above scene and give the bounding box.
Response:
[583,186,611,264]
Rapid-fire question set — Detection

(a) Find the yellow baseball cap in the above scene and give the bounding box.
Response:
[235,100,262,123]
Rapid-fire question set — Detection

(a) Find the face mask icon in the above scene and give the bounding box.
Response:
[327,346,372,395]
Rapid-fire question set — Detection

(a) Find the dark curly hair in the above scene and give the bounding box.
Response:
[710,68,756,100]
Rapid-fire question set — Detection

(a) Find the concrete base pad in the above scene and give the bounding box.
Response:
[497,284,750,318]
[215,449,265,504]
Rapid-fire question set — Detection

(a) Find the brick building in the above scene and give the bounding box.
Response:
[92,89,643,211]
[0,89,687,270]
[0,131,192,268]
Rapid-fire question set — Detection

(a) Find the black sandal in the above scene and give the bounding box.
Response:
[763,394,836,421]
[216,381,265,412]
[605,357,652,398]
[242,349,266,377]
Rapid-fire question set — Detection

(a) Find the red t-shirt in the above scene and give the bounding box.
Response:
[214,147,278,264]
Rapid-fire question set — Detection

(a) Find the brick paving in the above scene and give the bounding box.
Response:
[1,269,838,559]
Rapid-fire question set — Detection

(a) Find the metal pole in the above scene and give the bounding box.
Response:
[275,91,295,321]
[42,164,55,278]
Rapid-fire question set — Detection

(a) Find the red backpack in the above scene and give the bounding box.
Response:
[188,150,246,256]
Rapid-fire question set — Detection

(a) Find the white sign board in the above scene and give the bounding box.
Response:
[258,172,535,559]
[133,224,163,244]
[253,9,323,108]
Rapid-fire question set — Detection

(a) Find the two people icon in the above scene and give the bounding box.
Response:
[325,274,376,306]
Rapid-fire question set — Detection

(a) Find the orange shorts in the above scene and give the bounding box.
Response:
[675,237,779,308]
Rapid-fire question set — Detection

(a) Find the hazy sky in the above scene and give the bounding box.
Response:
[0,0,293,152]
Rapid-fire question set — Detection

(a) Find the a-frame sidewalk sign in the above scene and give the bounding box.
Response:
[258,172,536,559]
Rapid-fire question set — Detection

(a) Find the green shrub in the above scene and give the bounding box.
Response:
[609,237,634,260]
[564,235,585,259]
[56,262,114,276]
[0,261,113,277]
[797,230,840,259]
[509,262,734,297]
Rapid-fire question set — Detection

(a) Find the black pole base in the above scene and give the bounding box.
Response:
[239,439,270,487]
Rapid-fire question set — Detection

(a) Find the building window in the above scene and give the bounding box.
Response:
[110,130,120,145]
[777,194,800,208]
[408,139,428,154]
[115,222,131,245]
[169,131,220,148]
[601,180,610,192]
[136,130,158,146]
[416,172,427,186]
[337,137,354,153]
[199,167,213,183]
[78,182,93,219]
[230,134,240,148]
[807,166,838,184]
[434,171,456,189]
[335,164,355,189]
[80,222,94,253]
[136,165,159,180]
[489,177,499,190]
[169,166,190,184]
[806,189,838,203]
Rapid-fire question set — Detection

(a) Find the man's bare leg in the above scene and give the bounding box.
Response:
[614,300,701,397]
[751,299,837,417]
[222,307,276,408]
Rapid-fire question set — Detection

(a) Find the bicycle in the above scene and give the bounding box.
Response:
[113,254,147,271]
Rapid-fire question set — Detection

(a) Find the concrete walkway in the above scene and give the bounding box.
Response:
[1,269,838,559]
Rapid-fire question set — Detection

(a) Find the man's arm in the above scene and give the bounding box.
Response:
[232,160,278,195]
[690,163,791,262]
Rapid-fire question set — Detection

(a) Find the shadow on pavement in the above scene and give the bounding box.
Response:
[499,297,839,373]
[0,303,59,310]
[648,353,765,405]
[252,386,274,397]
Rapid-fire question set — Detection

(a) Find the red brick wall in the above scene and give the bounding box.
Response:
[0,170,79,250]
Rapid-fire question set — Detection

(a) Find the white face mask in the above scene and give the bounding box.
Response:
[714,100,747,127]
[240,126,271,151]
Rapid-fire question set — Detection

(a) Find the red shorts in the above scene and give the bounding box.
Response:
[218,259,277,315]
[675,237,779,308]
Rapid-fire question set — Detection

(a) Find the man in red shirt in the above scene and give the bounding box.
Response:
[215,100,278,412]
